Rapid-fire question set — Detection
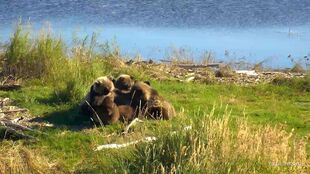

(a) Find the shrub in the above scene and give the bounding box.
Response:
[272,75,310,92]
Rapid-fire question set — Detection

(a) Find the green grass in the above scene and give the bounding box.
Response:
[0,81,309,173]
[1,82,308,136]
[0,24,309,173]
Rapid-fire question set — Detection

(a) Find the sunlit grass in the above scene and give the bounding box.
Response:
[0,23,309,173]
[121,108,308,174]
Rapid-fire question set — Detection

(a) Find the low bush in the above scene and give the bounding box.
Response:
[272,75,310,92]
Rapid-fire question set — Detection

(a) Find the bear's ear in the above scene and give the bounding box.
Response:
[144,81,151,86]
[111,78,116,84]
[90,84,95,92]
[107,76,115,82]
[130,75,135,80]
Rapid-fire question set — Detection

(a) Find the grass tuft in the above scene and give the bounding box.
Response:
[123,108,308,174]
[0,142,65,174]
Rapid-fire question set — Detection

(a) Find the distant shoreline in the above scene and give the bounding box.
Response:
[1,23,310,69]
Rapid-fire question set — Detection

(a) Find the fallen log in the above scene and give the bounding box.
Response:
[175,63,224,69]
[0,119,47,135]
[0,84,21,91]
[95,136,157,151]
[0,126,35,140]
[1,120,33,132]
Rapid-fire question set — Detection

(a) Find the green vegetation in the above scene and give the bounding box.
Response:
[0,24,309,173]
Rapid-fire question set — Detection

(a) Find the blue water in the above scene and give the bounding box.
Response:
[1,0,310,68]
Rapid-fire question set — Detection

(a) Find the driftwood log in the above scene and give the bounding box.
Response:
[0,126,35,140]
[159,59,224,68]
[0,119,45,140]
[95,136,157,151]
[0,84,21,91]
[175,63,224,69]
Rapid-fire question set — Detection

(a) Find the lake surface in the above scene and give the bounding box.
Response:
[1,0,310,68]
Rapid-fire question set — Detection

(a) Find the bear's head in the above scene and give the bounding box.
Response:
[91,76,115,96]
[114,74,134,91]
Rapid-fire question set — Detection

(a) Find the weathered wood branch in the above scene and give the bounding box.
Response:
[175,63,223,69]
[95,136,157,151]
[123,118,143,134]
[0,108,28,114]
[0,84,21,91]
[0,119,47,135]
[1,126,35,140]
[1,120,32,132]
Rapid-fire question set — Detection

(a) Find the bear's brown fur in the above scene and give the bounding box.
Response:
[130,81,176,120]
[113,74,136,122]
[79,76,120,125]
[114,74,134,91]
[118,105,135,123]
[114,74,135,106]
[146,96,176,120]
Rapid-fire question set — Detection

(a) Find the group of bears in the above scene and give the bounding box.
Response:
[79,74,176,125]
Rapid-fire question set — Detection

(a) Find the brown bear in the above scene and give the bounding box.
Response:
[130,81,176,120]
[79,76,120,125]
[114,74,135,91]
[113,74,135,106]
[113,74,136,122]
[118,105,135,123]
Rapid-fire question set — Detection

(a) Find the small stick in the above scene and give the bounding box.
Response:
[0,120,33,132]
[85,100,105,127]
[1,127,35,140]
[123,118,143,134]
[0,120,47,135]
[0,84,22,91]
[102,132,117,138]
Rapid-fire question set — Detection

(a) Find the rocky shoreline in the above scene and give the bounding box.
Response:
[123,60,307,85]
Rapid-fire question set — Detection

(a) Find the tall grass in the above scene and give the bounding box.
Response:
[0,142,64,174]
[4,24,32,77]
[120,108,308,174]
[1,24,151,103]
[3,24,66,79]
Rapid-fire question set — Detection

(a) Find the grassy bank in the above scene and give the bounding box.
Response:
[0,24,309,173]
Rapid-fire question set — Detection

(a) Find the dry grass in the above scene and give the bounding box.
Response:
[215,64,236,77]
[0,142,64,174]
[291,63,305,73]
[200,51,215,65]
[125,108,309,174]
[166,46,194,64]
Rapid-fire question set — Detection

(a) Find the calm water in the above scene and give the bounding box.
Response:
[1,0,310,68]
